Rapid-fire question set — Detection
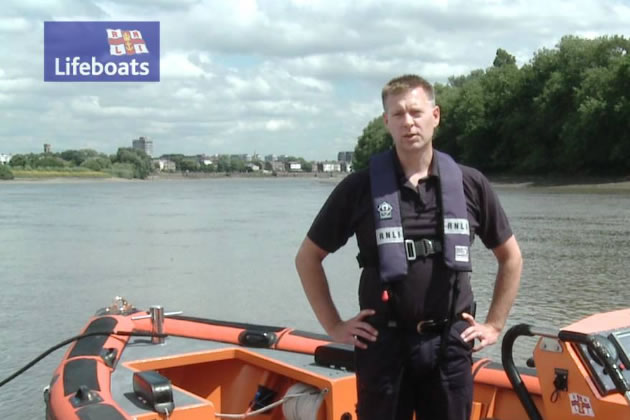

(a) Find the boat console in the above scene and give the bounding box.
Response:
[503,308,630,420]
[574,327,630,396]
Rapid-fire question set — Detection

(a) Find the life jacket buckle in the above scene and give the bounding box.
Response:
[418,238,435,257]
[405,239,417,261]
[406,238,440,260]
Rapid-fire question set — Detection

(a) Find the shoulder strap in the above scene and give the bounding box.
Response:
[369,149,407,283]
[434,150,473,272]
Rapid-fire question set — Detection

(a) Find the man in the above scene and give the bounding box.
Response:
[295,74,522,420]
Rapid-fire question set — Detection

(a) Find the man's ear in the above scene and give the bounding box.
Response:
[433,105,441,127]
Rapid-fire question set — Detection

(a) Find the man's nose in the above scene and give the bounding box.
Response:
[403,113,413,126]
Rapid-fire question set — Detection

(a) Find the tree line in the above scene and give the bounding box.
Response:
[3,148,316,180]
[162,154,313,173]
[7,148,153,179]
[353,35,630,176]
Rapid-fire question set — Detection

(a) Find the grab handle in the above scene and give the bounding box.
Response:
[132,306,183,344]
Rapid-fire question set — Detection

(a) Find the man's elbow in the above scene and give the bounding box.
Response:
[295,237,327,273]
[495,235,523,273]
[295,242,307,273]
[510,238,523,272]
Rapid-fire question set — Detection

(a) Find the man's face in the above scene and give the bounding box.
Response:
[383,87,440,154]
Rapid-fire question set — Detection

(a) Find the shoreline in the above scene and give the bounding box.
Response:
[3,172,630,192]
[488,174,630,192]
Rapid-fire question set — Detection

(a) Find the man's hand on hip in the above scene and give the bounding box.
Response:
[329,309,379,349]
[460,312,501,352]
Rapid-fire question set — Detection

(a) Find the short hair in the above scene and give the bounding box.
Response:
[381,74,435,110]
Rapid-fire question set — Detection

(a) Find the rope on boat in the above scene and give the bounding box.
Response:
[282,383,329,420]
[2,330,329,420]
[0,330,166,388]
[215,385,328,419]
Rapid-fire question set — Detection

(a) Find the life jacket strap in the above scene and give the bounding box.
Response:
[405,238,442,260]
[356,239,443,268]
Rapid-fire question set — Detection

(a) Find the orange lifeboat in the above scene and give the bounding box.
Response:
[36,298,630,419]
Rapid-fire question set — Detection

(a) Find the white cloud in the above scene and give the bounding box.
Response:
[265,119,294,131]
[173,87,204,102]
[2,0,630,159]
[0,93,12,104]
[0,77,36,92]
[161,53,212,79]
[225,74,272,99]
[0,17,31,32]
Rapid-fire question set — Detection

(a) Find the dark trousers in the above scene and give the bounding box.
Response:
[354,320,473,420]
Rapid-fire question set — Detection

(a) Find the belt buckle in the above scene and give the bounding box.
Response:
[418,238,433,257]
[405,239,416,261]
[416,320,433,334]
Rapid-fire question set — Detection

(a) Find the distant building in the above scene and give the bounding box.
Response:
[318,161,341,172]
[246,163,260,172]
[271,161,285,172]
[288,161,302,172]
[337,151,353,163]
[265,154,277,162]
[154,158,176,171]
[44,144,51,153]
[0,154,12,165]
[132,136,153,157]
[200,157,214,166]
[230,154,249,162]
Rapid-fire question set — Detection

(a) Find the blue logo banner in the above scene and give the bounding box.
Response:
[44,21,160,82]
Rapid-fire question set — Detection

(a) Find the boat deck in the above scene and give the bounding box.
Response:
[111,335,354,417]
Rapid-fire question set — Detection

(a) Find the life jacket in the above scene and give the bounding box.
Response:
[369,149,472,285]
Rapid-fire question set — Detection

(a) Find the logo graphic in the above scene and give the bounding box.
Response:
[107,29,149,56]
[44,21,160,82]
[377,201,393,220]
[455,245,470,262]
[569,393,595,417]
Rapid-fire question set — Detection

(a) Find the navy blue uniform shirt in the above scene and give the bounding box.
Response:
[307,152,512,324]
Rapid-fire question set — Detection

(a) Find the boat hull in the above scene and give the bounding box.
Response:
[44,310,549,420]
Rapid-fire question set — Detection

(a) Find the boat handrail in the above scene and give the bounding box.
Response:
[501,324,549,420]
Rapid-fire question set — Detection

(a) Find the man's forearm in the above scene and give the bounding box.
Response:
[486,236,523,331]
[295,241,341,334]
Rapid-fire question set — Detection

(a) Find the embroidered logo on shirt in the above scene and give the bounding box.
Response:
[377,201,393,220]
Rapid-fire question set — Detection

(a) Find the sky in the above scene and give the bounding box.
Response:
[2,0,630,161]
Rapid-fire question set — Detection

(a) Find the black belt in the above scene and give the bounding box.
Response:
[387,306,474,335]
[415,319,449,334]
[388,318,449,334]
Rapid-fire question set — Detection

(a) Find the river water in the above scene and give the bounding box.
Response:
[0,177,629,419]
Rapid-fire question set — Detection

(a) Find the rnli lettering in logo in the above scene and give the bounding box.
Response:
[375,227,404,245]
[569,393,595,417]
[444,218,470,235]
[44,21,160,82]
[377,201,393,220]
[107,29,150,55]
